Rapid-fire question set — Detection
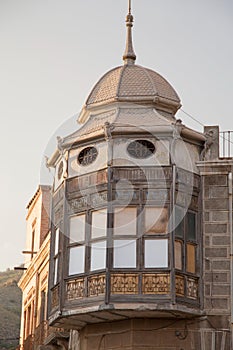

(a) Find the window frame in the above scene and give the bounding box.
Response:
[174,205,198,275]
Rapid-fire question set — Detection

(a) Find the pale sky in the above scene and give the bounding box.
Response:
[0,0,232,271]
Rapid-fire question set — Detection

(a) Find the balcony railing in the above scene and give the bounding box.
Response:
[24,321,65,350]
[220,131,233,158]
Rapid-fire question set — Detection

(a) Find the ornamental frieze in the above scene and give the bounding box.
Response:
[111,274,138,294]
[53,185,65,208]
[54,204,64,225]
[175,275,185,297]
[88,274,106,297]
[112,167,172,183]
[51,285,59,309]
[66,278,85,300]
[67,169,108,193]
[142,274,170,294]
[187,277,198,300]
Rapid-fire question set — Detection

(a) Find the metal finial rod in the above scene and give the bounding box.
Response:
[123,0,136,65]
[128,0,131,14]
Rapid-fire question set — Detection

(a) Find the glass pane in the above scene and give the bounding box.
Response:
[54,257,58,285]
[175,240,182,270]
[54,228,59,255]
[92,209,107,239]
[145,207,168,234]
[144,239,168,268]
[91,241,106,271]
[114,207,137,235]
[187,212,196,241]
[186,243,196,273]
[69,246,85,275]
[69,214,85,243]
[113,240,136,268]
[175,206,184,238]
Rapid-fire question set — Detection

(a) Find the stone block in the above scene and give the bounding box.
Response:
[212,284,230,296]
[212,236,230,246]
[205,235,210,246]
[204,175,227,186]
[209,186,228,198]
[204,284,211,296]
[204,297,229,310]
[212,260,230,270]
[204,259,211,270]
[204,212,210,221]
[211,211,229,222]
[205,272,229,283]
[205,247,228,258]
[205,223,228,234]
[204,199,228,210]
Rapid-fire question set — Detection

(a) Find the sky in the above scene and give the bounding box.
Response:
[0,0,232,271]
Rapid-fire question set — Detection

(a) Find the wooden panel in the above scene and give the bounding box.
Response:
[142,273,170,294]
[186,277,198,300]
[111,274,138,294]
[175,274,185,296]
[113,167,172,183]
[114,207,137,235]
[66,278,85,300]
[186,243,196,273]
[88,274,106,297]
[67,169,107,193]
[175,241,182,270]
[53,185,64,208]
[51,285,59,309]
[145,207,168,234]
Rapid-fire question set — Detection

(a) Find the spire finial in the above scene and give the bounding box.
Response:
[128,0,131,14]
[123,0,136,65]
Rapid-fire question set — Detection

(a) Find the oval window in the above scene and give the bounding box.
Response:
[127,140,155,159]
[78,146,98,166]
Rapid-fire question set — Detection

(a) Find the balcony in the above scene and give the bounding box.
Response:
[23,321,68,350]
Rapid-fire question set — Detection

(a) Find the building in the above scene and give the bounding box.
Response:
[18,185,69,350]
[19,3,232,350]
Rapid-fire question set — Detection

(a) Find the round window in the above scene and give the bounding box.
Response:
[127,140,155,159]
[57,161,64,180]
[78,146,98,166]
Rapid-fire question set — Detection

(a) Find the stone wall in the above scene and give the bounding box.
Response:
[203,173,230,314]
[69,318,231,350]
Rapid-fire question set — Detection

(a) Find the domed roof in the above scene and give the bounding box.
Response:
[85,64,181,111]
[79,4,181,122]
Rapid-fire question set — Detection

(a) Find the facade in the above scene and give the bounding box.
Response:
[18,185,69,350]
[19,4,233,350]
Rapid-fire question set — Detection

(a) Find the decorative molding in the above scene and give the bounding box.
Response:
[66,278,85,300]
[88,274,106,297]
[90,192,108,207]
[54,204,64,225]
[111,274,138,294]
[142,274,170,294]
[187,277,198,300]
[175,275,185,297]
[112,167,172,183]
[51,285,59,309]
[53,186,65,208]
[69,197,89,212]
[143,189,168,201]
[67,169,108,193]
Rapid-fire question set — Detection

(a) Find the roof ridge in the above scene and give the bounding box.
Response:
[139,64,158,97]
[116,65,127,99]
